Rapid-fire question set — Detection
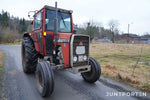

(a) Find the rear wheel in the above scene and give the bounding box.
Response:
[22,36,38,73]
[36,61,54,97]
[81,57,101,83]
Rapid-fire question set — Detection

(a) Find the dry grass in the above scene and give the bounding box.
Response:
[0,39,21,45]
[90,43,150,92]
[0,50,4,75]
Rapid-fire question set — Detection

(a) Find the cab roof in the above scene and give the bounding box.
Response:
[43,5,73,14]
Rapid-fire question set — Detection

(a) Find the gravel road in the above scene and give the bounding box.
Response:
[0,45,149,100]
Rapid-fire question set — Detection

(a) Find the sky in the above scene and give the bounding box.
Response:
[0,0,150,35]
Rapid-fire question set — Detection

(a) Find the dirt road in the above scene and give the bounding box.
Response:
[0,45,149,100]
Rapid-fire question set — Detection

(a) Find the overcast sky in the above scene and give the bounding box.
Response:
[0,0,150,35]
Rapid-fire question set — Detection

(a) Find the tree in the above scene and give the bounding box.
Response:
[79,22,100,41]
[0,10,9,27]
[108,20,119,43]
[19,18,27,34]
[142,32,150,38]
[99,27,112,39]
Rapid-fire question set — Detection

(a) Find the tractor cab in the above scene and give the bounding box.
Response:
[32,5,73,33]
[29,5,73,57]
[45,6,72,33]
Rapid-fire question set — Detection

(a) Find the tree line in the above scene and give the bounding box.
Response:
[0,10,31,43]
[77,20,150,43]
[77,20,121,43]
[0,10,150,43]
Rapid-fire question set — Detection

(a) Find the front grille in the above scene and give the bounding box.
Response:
[73,36,89,67]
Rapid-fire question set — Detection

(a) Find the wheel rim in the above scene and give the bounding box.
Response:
[38,70,43,87]
[83,61,94,77]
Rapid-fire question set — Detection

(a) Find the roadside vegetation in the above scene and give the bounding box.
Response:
[0,50,4,76]
[90,43,150,92]
[0,10,31,44]
[1,10,150,44]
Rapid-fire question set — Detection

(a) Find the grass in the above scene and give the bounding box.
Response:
[0,51,4,75]
[90,43,150,92]
[0,50,5,99]
[0,50,4,76]
[0,39,22,45]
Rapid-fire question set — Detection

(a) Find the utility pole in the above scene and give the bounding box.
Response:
[128,24,130,34]
[127,23,133,43]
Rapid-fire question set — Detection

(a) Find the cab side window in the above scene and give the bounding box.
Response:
[34,13,42,30]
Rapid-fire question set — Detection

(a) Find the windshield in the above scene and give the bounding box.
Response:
[45,10,71,33]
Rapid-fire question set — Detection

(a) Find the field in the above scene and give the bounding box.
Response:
[90,43,150,92]
[0,50,4,75]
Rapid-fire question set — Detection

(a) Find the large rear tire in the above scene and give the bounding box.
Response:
[81,57,101,83]
[36,61,54,97]
[22,36,38,73]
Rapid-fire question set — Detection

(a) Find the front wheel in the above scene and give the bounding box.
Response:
[36,61,54,97]
[81,57,101,83]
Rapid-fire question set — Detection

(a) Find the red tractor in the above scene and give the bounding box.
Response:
[22,2,101,97]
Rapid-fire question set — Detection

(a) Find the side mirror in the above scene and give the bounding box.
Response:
[45,19,49,24]
[28,11,36,20]
[73,29,77,34]
[73,24,78,34]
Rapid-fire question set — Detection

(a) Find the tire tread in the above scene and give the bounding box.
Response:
[22,36,38,73]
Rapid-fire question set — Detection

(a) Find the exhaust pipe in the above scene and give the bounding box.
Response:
[54,1,58,54]
[54,1,58,36]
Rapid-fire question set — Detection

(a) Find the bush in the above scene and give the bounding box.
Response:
[0,27,19,43]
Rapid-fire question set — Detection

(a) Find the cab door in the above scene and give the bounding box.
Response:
[32,11,44,54]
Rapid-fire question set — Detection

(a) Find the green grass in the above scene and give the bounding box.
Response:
[0,65,3,76]
[90,44,150,92]
[0,50,4,76]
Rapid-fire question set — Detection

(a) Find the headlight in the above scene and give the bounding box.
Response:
[73,56,77,62]
[83,55,87,61]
